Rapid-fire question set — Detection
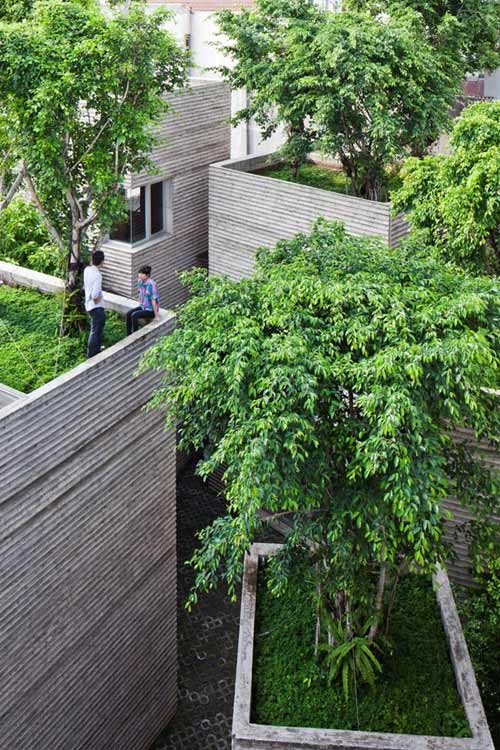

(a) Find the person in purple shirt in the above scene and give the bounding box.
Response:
[126,265,160,335]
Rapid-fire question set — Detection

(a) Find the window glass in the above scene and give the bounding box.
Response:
[151,181,164,235]
[131,186,146,243]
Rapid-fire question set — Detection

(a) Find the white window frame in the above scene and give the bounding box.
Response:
[107,179,173,248]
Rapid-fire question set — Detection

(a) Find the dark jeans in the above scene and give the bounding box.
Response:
[126,306,154,335]
[87,307,106,358]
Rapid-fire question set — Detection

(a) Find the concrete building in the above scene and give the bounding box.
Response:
[0,263,178,750]
[101,79,231,307]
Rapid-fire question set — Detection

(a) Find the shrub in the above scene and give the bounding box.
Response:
[0,196,62,276]
[392,101,500,274]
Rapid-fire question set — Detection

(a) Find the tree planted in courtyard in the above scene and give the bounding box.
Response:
[141,221,500,680]
[392,101,500,274]
[0,0,188,322]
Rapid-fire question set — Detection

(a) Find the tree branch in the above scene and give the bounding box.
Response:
[0,162,25,211]
[25,170,65,252]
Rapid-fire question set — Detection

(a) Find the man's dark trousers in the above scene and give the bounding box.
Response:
[87,307,106,358]
[126,306,154,335]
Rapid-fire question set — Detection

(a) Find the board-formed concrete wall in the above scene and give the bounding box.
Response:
[209,153,408,281]
[445,426,500,587]
[102,79,231,308]
[0,267,177,750]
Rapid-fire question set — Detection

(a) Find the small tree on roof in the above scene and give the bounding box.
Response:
[392,101,500,275]
[0,0,189,326]
[141,220,499,674]
[215,0,463,199]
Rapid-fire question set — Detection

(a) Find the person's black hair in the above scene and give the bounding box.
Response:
[138,265,152,276]
[92,250,105,266]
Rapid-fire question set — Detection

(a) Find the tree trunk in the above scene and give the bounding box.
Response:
[368,563,387,641]
[61,224,86,335]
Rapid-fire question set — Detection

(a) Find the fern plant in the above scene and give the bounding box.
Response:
[320,617,383,699]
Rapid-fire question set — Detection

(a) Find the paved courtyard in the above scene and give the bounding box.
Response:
[152,463,241,750]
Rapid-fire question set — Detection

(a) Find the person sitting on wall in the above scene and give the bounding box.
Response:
[84,250,105,358]
[126,265,160,335]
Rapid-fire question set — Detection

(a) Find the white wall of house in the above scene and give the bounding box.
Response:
[484,69,500,99]
[151,3,284,157]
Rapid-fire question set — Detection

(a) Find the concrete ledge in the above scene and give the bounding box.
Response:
[0,383,24,409]
[209,154,409,282]
[232,543,494,750]
[0,260,173,319]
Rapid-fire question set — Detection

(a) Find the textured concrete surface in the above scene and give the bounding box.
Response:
[152,464,239,750]
[152,464,282,750]
[0,269,178,750]
[209,153,408,282]
[102,80,231,308]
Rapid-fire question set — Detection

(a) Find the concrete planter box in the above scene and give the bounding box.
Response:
[233,543,494,750]
[209,153,409,281]
[0,263,178,750]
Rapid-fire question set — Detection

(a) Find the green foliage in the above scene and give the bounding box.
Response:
[257,163,402,200]
[393,101,500,274]
[0,285,123,392]
[252,568,470,736]
[345,0,500,72]
[0,0,189,293]
[215,0,462,199]
[141,220,500,633]
[457,550,500,746]
[0,196,61,275]
[320,617,382,699]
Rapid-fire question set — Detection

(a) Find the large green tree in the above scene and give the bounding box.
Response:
[392,101,500,274]
[0,0,188,315]
[141,221,499,660]
[215,0,323,176]
[215,0,462,199]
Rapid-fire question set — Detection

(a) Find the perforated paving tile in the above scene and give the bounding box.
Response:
[151,463,242,750]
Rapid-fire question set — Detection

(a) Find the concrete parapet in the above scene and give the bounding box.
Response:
[232,543,494,750]
[0,266,177,750]
[209,153,408,282]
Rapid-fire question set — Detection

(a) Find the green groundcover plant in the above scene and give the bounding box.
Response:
[253,568,470,736]
[0,285,123,392]
[141,220,499,690]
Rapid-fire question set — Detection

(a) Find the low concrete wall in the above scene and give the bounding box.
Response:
[209,154,408,281]
[232,543,494,750]
[0,265,178,749]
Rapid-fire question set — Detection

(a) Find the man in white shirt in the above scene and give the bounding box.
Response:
[83,250,105,358]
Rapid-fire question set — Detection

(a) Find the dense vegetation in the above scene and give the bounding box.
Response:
[142,220,499,699]
[393,101,500,274]
[0,285,123,392]
[215,0,474,199]
[0,196,61,276]
[253,566,469,736]
[257,163,402,200]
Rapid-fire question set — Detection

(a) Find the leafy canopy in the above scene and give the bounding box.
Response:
[0,0,189,286]
[141,221,500,616]
[392,101,500,274]
[345,0,500,72]
[215,0,462,199]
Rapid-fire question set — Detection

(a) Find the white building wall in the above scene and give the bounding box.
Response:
[484,69,500,99]
[154,3,284,157]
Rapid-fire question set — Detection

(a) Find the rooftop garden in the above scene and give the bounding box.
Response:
[0,284,124,393]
